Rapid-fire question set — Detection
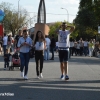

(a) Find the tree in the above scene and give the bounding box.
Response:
[0,2,32,36]
[74,0,100,40]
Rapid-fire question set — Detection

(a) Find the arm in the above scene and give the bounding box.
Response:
[17,38,23,48]
[67,26,75,33]
[56,25,61,34]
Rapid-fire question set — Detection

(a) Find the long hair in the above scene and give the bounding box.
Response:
[34,30,45,44]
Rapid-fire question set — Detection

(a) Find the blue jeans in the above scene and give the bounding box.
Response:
[84,47,88,56]
[20,52,30,76]
[3,45,7,55]
[44,46,50,60]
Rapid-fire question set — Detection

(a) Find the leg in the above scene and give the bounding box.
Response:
[3,45,6,55]
[24,53,30,76]
[60,62,64,75]
[44,50,47,60]
[7,62,9,67]
[20,52,25,72]
[35,51,39,76]
[40,52,44,74]
[64,50,69,80]
[4,61,6,68]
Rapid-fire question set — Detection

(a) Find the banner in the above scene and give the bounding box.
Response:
[0,23,3,37]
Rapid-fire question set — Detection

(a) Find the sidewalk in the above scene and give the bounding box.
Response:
[0,54,100,100]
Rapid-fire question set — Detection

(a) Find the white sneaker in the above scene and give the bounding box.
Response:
[37,76,40,79]
[40,73,43,78]
[24,75,28,80]
[21,72,24,77]
[4,68,6,70]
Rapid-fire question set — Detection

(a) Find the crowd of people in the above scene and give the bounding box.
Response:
[1,22,100,81]
[70,38,100,57]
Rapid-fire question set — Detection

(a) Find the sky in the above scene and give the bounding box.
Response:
[0,0,80,26]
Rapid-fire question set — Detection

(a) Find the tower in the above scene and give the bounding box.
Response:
[37,0,46,23]
[34,0,49,38]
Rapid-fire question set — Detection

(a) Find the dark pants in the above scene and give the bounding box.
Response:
[20,52,30,76]
[76,49,80,55]
[70,47,74,56]
[4,61,9,68]
[80,47,83,56]
[3,45,7,55]
[84,47,88,56]
[50,47,55,59]
[35,51,44,76]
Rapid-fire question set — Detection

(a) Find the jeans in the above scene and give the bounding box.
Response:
[84,47,88,56]
[20,52,30,76]
[4,61,9,68]
[44,46,50,60]
[3,45,7,55]
[89,48,93,57]
[35,51,44,76]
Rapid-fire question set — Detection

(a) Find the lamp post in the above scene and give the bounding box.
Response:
[61,7,69,22]
[18,0,20,19]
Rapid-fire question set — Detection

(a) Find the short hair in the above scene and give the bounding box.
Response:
[45,35,48,38]
[23,30,27,33]
[62,22,67,26]
[4,33,6,36]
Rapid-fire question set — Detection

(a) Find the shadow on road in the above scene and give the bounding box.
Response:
[0,78,100,100]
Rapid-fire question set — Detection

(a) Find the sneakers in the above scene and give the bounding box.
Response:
[50,58,54,60]
[40,73,43,78]
[4,68,6,70]
[24,75,28,80]
[60,75,65,80]
[37,76,40,79]
[21,72,24,77]
[37,73,43,79]
[65,75,69,80]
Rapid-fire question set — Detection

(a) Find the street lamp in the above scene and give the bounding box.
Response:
[18,0,21,19]
[61,7,69,22]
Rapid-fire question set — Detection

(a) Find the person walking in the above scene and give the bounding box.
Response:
[50,34,56,60]
[4,49,11,70]
[83,39,89,56]
[34,30,46,79]
[14,30,22,48]
[88,39,94,57]
[0,36,3,55]
[3,33,8,55]
[18,30,32,80]
[56,22,75,80]
[44,35,51,60]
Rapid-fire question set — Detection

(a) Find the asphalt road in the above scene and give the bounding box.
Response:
[0,53,100,100]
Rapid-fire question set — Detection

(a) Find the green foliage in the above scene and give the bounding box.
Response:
[74,0,100,40]
[0,2,32,36]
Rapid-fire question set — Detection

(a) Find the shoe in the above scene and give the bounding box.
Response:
[24,75,28,80]
[37,76,40,79]
[4,68,6,70]
[40,73,43,78]
[65,75,69,80]
[50,58,54,60]
[21,72,24,77]
[60,75,65,80]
